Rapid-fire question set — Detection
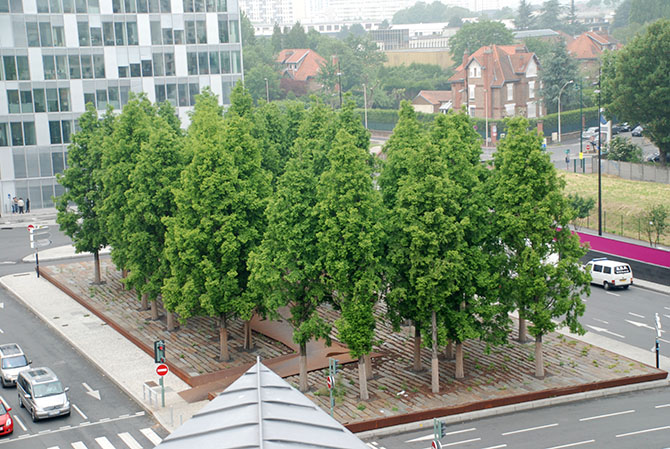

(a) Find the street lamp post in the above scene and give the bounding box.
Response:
[484,88,488,146]
[264,77,269,103]
[362,83,368,129]
[337,60,343,108]
[596,67,602,236]
[579,79,583,157]
[557,80,574,143]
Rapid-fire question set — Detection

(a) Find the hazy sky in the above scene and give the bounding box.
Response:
[459,0,574,10]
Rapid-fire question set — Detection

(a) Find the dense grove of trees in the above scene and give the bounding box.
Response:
[57,84,591,398]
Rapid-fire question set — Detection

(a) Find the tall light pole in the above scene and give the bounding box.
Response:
[336,60,343,108]
[595,67,602,236]
[484,88,488,146]
[362,83,368,129]
[579,79,583,156]
[264,77,269,102]
[557,79,573,143]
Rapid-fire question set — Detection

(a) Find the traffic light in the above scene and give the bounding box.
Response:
[438,420,446,438]
[154,340,166,363]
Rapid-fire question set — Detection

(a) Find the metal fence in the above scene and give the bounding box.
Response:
[554,157,670,185]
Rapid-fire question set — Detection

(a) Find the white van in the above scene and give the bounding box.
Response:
[584,258,633,290]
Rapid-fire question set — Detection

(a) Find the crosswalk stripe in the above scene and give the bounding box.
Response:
[119,432,143,449]
[95,436,116,449]
[47,446,60,449]
[140,428,162,445]
[72,442,88,449]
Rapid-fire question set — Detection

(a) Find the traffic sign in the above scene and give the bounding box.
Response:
[27,224,34,231]
[326,375,334,390]
[586,143,590,152]
[431,440,441,449]
[156,364,169,376]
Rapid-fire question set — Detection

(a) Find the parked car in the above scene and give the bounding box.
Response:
[582,126,599,140]
[646,152,670,163]
[584,258,633,290]
[619,122,631,132]
[0,399,12,436]
[611,124,621,135]
[17,367,70,421]
[631,125,644,137]
[0,344,31,387]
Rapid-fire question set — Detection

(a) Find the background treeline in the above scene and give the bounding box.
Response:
[56,88,590,400]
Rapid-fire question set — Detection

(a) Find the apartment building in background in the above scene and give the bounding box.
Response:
[0,0,244,213]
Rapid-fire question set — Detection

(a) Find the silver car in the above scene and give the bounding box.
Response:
[17,367,70,421]
[0,344,32,387]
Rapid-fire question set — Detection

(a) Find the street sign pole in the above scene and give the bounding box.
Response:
[156,363,169,407]
[28,225,51,278]
[160,375,165,407]
[328,358,338,417]
[655,313,662,369]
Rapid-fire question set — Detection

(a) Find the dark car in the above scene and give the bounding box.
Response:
[631,126,644,137]
[611,124,621,135]
[619,122,631,132]
[646,152,670,163]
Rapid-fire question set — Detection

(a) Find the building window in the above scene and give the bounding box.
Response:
[49,120,62,144]
[469,84,475,100]
[46,88,59,112]
[40,22,53,46]
[78,20,90,46]
[16,56,30,80]
[126,21,138,45]
[90,27,103,46]
[21,90,33,113]
[53,26,65,46]
[23,122,36,145]
[0,124,8,146]
[56,55,68,79]
[469,65,479,78]
[218,18,228,43]
[529,81,535,99]
[507,83,513,101]
[103,22,115,46]
[164,52,175,76]
[7,90,20,114]
[27,22,40,47]
[93,55,105,78]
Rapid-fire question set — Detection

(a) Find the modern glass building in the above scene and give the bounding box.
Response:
[0,0,243,213]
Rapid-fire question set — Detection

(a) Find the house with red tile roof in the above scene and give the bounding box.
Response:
[276,49,327,96]
[412,90,452,114]
[567,31,621,76]
[449,44,543,121]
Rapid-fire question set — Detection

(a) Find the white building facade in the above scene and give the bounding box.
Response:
[0,0,243,213]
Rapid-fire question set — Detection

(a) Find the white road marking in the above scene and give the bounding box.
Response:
[665,307,670,311]
[628,312,645,318]
[406,428,476,442]
[579,409,635,421]
[616,425,670,437]
[47,446,60,449]
[660,338,670,344]
[439,438,481,447]
[481,446,507,449]
[13,414,27,431]
[140,428,162,445]
[593,318,609,324]
[71,443,88,449]
[95,436,116,449]
[0,329,4,334]
[82,383,101,401]
[545,440,595,449]
[586,325,625,339]
[664,315,670,320]
[606,291,620,297]
[366,444,376,449]
[118,432,143,449]
[625,319,656,331]
[72,403,87,420]
[655,404,670,408]
[502,423,558,435]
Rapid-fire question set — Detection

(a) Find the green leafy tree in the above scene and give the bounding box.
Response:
[251,101,293,182]
[284,21,308,48]
[515,0,535,30]
[605,19,670,166]
[537,0,563,30]
[566,193,595,229]
[56,104,111,284]
[540,39,579,114]
[316,129,384,400]
[392,1,469,24]
[245,65,281,104]
[642,205,669,247]
[449,20,514,62]
[491,117,590,378]
[271,23,283,52]
[605,136,643,162]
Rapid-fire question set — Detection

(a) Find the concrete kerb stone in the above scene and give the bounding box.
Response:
[355,378,670,441]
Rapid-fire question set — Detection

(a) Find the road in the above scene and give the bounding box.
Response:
[0,224,167,448]
[0,224,73,276]
[363,386,670,449]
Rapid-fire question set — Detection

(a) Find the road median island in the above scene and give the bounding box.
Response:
[38,258,667,432]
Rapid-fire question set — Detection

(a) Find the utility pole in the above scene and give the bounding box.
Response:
[264,77,269,102]
[337,60,343,108]
[597,66,602,236]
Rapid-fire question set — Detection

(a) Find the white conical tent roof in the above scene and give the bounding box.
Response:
[156,359,369,449]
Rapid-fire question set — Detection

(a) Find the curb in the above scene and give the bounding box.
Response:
[355,378,670,440]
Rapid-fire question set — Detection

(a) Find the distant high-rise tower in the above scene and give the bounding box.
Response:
[0,0,244,211]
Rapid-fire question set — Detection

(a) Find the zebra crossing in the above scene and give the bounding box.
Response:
[45,427,162,449]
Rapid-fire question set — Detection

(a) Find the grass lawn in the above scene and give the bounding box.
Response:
[560,172,670,247]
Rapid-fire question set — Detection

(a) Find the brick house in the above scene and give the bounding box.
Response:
[449,45,544,120]
[412,90,452,114]
[567,31,621,77]
[276,49,327,96]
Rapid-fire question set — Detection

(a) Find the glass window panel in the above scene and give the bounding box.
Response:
[166,83,177,106]
[218,19,228,43]
[220,51,230,73]
[62,0,74,12]
[49,120,62,144]
[130,63,140,77]
[185,21,195,44]
[159,0,169,12]
[173,30,183,44]
[3,56,17,80]
[75,0,87,13]
[52,152,64,175]
[126,21,138,45]
[13,149,26,178]
[90,27,102,46]
[229,20,239,43]
[103,22,115,46]
[118,66,129,77]
[41,184,55,207]
[27,22,40,47]
[80,55,93,79]
[115,22,125,45]
[84,92,96,107]
[49,0,61,12]
[216,0,225,12]
[148,0,159,13]
[164,52,175,75]
[27,150,40,177]
[205,0,214,12]
[16,56,30,80]
[136,0,147,13]
[52,26,65,46]
[150,21,161,45]
[108,86,120,109]
[0,0,8,12]
[46,88,59,111]
[187,52,197,75]
[56,55,68,79]
[112,0,121,12]
[178,83,188,106]
[20,90,33,113]
[88,0,99,13]
[62,120,72,143]
[209,51,219,74]
[96,89,108,109]
[11,123,24,146]
[120,85,130,106]
[43,55,56,79]
[23,122,36,145]
[9,0,22,12]
[33,89,46,112]
[54,182,65,201]
[39,22,53,47]
[59,88,70,111]
[189,83,198,105]
[93,55,105,78]
[198,52,208,74]
[123,0,135,13]
[155,84,165,103]
[196,20,206,43]
[78,21,90,46]
[7,90,20,113]
[162,28,173,45]
[142,59,152,77]
[37,0,49,12]
[182,0,192,12]
[68,55,81,79]
[0,124,8,146]
[40,149,52,177]
[152,53,164,76]
[193,0,203,12]
[232,50,240,73]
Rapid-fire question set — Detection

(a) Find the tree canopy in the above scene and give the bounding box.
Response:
[448,20,515,62]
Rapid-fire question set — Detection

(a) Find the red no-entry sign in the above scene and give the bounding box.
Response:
[156,364,169,376]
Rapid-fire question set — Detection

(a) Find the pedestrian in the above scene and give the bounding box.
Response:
[12,197,18,214]
[18,198,24,214]
[565,154,570,170]
[26,198,30,213]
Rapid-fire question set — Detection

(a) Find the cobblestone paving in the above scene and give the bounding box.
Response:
[44,258,661,426]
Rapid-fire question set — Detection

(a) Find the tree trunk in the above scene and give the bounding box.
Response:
[364,354,373,380]
[518,316,528,343]
[455,342,464,379]
[412,323,422,372]
[444,341,455,360]
[243,319,252,350]
[431,310,439,393]
[166,311,177,332]
[219,314,230,362]
[141,292,149,311]
[122,269,128,279]
[93,250,102,284]
[299,342,308,392]
[535,334,544,378]
[150,299,159,320]
[358,357,369,401]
